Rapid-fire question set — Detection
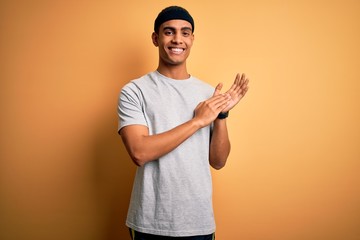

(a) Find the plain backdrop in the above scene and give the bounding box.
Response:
[1,1,359,239]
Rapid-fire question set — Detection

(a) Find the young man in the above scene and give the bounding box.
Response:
[118,6,249,240]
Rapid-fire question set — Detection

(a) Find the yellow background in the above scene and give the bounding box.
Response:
[1,1,359,239]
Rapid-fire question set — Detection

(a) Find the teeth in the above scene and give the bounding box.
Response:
[170,48,184,53]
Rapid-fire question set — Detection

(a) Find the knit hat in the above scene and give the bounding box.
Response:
[154,6,194,33]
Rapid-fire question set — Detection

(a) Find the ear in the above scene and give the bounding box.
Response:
[152,32,159,47]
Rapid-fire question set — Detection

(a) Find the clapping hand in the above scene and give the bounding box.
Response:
[214,73,249,113]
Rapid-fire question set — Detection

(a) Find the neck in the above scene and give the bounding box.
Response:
[156,62,190,80]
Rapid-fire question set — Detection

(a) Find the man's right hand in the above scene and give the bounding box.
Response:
[193,93,230,128]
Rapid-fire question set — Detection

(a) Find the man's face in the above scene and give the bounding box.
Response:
[152,19,194,67]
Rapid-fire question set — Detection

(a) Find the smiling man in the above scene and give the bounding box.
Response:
[118,6,249,240]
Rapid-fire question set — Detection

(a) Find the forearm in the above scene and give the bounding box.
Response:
[121,119,202,166]
[121,92,231,167]
[209,118,231,170]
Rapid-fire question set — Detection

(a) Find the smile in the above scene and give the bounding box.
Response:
[169,47,185,54]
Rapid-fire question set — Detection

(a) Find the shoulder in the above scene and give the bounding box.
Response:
[190,75,213,87]
[190,76,215,95]
[122,72,152,88]
[121,72,156,94]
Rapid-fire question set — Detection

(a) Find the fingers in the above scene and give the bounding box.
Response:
[213,83,223,96]
[239,73,249,89]
[241,75,249,94]
[201,93,229,112]
[209,92,229,103]
[235,73,241,85]
[215,94,230,110]
[213,73,249,104]
[211,94,230,112]
[231,73,249,94]
[194,93,230,125]
[236,73,247,87]
[227,73,243,93]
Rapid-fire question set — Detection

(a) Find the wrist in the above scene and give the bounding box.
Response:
[190,117,205,129]
[217,111,229,119]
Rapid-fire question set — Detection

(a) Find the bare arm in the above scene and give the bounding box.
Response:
[120,93,230,166]
[208,73,249,169]
[209,118,230,169]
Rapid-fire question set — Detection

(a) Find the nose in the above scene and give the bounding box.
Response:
[171,32,183,44]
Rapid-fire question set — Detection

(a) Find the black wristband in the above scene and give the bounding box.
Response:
[217,111,229,119]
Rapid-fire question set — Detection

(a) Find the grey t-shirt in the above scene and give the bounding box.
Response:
[118,71,215,236]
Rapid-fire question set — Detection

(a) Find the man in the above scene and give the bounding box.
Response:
[118,6,249,240]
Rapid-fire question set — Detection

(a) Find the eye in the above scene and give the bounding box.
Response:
[164,30,174,36]
[182,31,191,37]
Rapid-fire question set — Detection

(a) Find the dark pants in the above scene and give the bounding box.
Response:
[129,228,215,240]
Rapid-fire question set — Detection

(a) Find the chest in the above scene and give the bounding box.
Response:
[139,83,211,130]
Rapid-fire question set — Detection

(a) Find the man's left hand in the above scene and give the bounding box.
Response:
[216,73,249,113]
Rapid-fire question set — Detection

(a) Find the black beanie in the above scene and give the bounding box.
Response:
[154,6,194,33]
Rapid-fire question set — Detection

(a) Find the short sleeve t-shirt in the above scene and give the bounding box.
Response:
[118,71,216,237]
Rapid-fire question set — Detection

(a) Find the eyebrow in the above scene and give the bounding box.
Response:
[162,26,193,32]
